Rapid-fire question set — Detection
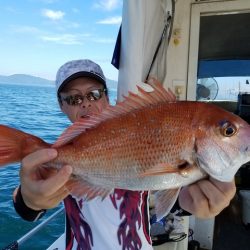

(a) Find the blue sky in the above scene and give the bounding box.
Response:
[0,0,122,81]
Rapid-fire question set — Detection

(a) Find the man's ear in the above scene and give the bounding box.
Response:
[58,99,66,114]
[57,95,65,112]
[106,95,110,103]
[60,103,67,114]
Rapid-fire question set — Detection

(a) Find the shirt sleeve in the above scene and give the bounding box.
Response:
[13,185,46,222]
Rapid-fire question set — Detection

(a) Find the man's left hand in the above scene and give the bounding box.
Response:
[178,178,236,218]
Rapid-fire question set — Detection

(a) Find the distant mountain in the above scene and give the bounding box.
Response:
[0,74,54,85]
[0,74,117,89]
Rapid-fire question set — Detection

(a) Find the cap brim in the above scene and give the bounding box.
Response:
[58,71,106,93]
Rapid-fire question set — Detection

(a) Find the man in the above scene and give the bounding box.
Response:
[13,59,236,249]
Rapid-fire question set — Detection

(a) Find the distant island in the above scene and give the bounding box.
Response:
[0,74,118,90]
[0,74,54,86]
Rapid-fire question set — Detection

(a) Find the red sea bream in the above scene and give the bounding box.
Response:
[0,81,250,219]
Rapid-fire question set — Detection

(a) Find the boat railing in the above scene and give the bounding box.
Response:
[2,207,64,250]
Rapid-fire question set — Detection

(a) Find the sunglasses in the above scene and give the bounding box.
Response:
[61,88,107,106]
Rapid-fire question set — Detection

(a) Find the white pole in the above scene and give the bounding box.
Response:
[18,207,64,245]
[2,207,64,250]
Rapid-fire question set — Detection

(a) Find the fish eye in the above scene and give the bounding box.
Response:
[220,121,237,137]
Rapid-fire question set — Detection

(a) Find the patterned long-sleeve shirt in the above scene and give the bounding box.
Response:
[64,189,153,250]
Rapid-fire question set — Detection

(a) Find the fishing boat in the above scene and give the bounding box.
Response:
[3,0,250,249]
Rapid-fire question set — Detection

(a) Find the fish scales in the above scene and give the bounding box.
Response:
[52,101,203,188]
[0,81,250,219]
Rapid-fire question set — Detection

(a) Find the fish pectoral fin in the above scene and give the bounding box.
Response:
[66,178,112,201]
[151,188,180,222]
[140,163,179,177]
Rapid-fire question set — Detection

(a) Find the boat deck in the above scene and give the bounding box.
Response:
[213,193,250,250]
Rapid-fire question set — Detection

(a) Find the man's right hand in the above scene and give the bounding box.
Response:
[18,148,72,210]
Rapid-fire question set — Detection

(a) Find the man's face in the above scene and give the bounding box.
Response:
[59,76,109,123]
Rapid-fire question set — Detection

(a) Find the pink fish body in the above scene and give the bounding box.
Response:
[0,81,250,218]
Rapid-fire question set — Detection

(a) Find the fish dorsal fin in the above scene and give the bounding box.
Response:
[53,79,176,148]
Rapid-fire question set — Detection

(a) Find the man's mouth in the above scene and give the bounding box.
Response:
[80,114,90,119]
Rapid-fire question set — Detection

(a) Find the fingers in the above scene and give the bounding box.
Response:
[178,184,205,216]
[196,180,226,216]
[23,185,70,210]
[21,148,58,170]
[21,166,72,210]
[209,178,236,200]
[48,188,70,206]
[20,149,58,181]
[21,148,72,195]
[19,148,73,210]
[178,178,236,219]
[197,178,236,214]
[43,186,70,209]
[39,165,72,196]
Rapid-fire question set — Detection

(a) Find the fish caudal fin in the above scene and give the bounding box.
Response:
[0,124,50,167]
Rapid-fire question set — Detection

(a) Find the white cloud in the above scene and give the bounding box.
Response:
[92,38,115,43]
[55,21,80,30]
[72,8,79,13]
[30,0,59,3]
[40,32,115,45]
[42,9,65,20]
[67,22,80,29]
[11,25,40,34]
[40,34,82,45]
[41,0,59,3]
[97,16,121,25]
[93,0,122,11]
[4,6,19,13]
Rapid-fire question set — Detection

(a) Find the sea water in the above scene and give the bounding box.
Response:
[0,83,117,250]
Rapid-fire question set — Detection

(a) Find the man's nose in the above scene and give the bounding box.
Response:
[80,98,91,108]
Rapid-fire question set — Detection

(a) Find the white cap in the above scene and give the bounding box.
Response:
[55,59,106,94]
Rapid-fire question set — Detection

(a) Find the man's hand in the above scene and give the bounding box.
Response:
[178,178,236,218]
[18,148,72,210]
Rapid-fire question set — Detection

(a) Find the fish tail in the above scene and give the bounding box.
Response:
[0,124,50,166]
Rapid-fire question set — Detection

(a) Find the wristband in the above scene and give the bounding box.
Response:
[13,186,46,222]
